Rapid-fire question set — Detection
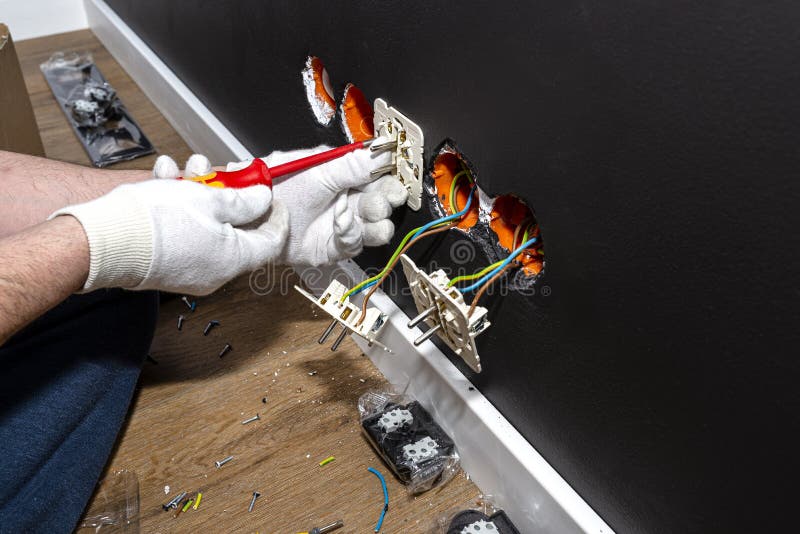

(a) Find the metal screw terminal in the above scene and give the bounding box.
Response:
[318,319,337,344]
[370,163,396,178]
[369,138,398,153]
[408,306,436,329]
[330,328,349,352]
[215,455,233,468]
[413,323,443,346]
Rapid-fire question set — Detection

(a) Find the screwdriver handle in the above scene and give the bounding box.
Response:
[178,140,372,189]
[179,158,272,188]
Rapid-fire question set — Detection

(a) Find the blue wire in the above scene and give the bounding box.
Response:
[458,236,539,293]
[367,467,389,532]
[410,185,477,240]
[359,280,378,293]
[348,187,477,299]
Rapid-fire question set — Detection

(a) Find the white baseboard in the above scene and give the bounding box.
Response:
[85,1,613,531]
[303,261,613,534]
[84,0,251,164]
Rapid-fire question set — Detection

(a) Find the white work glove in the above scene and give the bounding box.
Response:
[229,146,408,266]
[156,147,409,267]
[50,165,288,295]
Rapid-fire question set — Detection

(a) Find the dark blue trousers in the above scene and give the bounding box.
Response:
[0,289,158,533]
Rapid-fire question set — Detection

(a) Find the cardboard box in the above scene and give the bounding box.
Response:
[0,23,45,156]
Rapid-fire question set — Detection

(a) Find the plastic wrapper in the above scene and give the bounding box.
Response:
[77,469,140,533]
[431,495,521,534]
[359,390,460,493]
[40,52,154,167]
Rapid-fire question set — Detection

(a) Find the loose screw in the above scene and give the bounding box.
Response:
[203,320,220,336]
[242,414,260,425]
[181,296,196,311]
[311,519,344,534]
[215,455,233,468]
[218,343,232,358]
[248,491,261,512]
[177,315,184,331]
[162,491,187,511]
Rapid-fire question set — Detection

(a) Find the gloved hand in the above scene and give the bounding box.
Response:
[156,146,409,267]
[50,166,288,295]
[245,146,408,266]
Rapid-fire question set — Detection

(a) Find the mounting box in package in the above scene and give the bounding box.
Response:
[40,52,153,166]
[359,390,460,493]
[431,494,521,534]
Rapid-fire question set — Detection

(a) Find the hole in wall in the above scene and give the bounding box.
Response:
[301,56,336,126]
[490,194,544,276]
[340,83,374,142]
[430,150,479,230]
[425,140,545,284]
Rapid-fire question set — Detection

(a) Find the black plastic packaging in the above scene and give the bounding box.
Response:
[40,52,154,167]
[359,391,460,493]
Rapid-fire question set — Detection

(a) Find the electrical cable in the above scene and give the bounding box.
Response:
[341,221,449,301]
[343,186,477,301]
[512,217,533,250]
[449,217,533,287]
[448,168,473,217]
[467,261,517,318]
[410,185,477,240]
[447,261,504,287]
[367,467,389,532]
[458,236,539,294]
[357,224,455,324]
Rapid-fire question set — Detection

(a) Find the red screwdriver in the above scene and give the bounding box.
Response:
[178,139,376,189]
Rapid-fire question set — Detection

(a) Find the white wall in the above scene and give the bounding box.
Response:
[0,0,87,41]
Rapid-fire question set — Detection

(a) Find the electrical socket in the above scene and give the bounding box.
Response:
[400,255,490,373]
[295,280,390,351]
[373,98,424,211]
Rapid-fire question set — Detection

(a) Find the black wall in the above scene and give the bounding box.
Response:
[106,2,800,532]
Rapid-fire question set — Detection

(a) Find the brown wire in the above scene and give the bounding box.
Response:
[511,217,532,250]
[467,261,517,318]
[356,223,455,325]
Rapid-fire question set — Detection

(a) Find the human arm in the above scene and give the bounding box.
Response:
[0,216,89,344]
[0,175,288,346]
[0,150,151,238]
[196,146,408,266]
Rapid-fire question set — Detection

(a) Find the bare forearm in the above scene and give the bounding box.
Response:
[0,150,150,237]
[0,216,89,345]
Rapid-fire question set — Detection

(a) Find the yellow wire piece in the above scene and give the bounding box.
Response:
[319,456,336,467]
[448,261,504,287]
[193,492,202,510]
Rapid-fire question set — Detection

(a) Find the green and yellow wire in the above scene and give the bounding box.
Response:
[341,222,451,301]
[342,162,477,302]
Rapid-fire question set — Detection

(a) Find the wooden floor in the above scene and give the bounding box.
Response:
[16,30,478,533]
